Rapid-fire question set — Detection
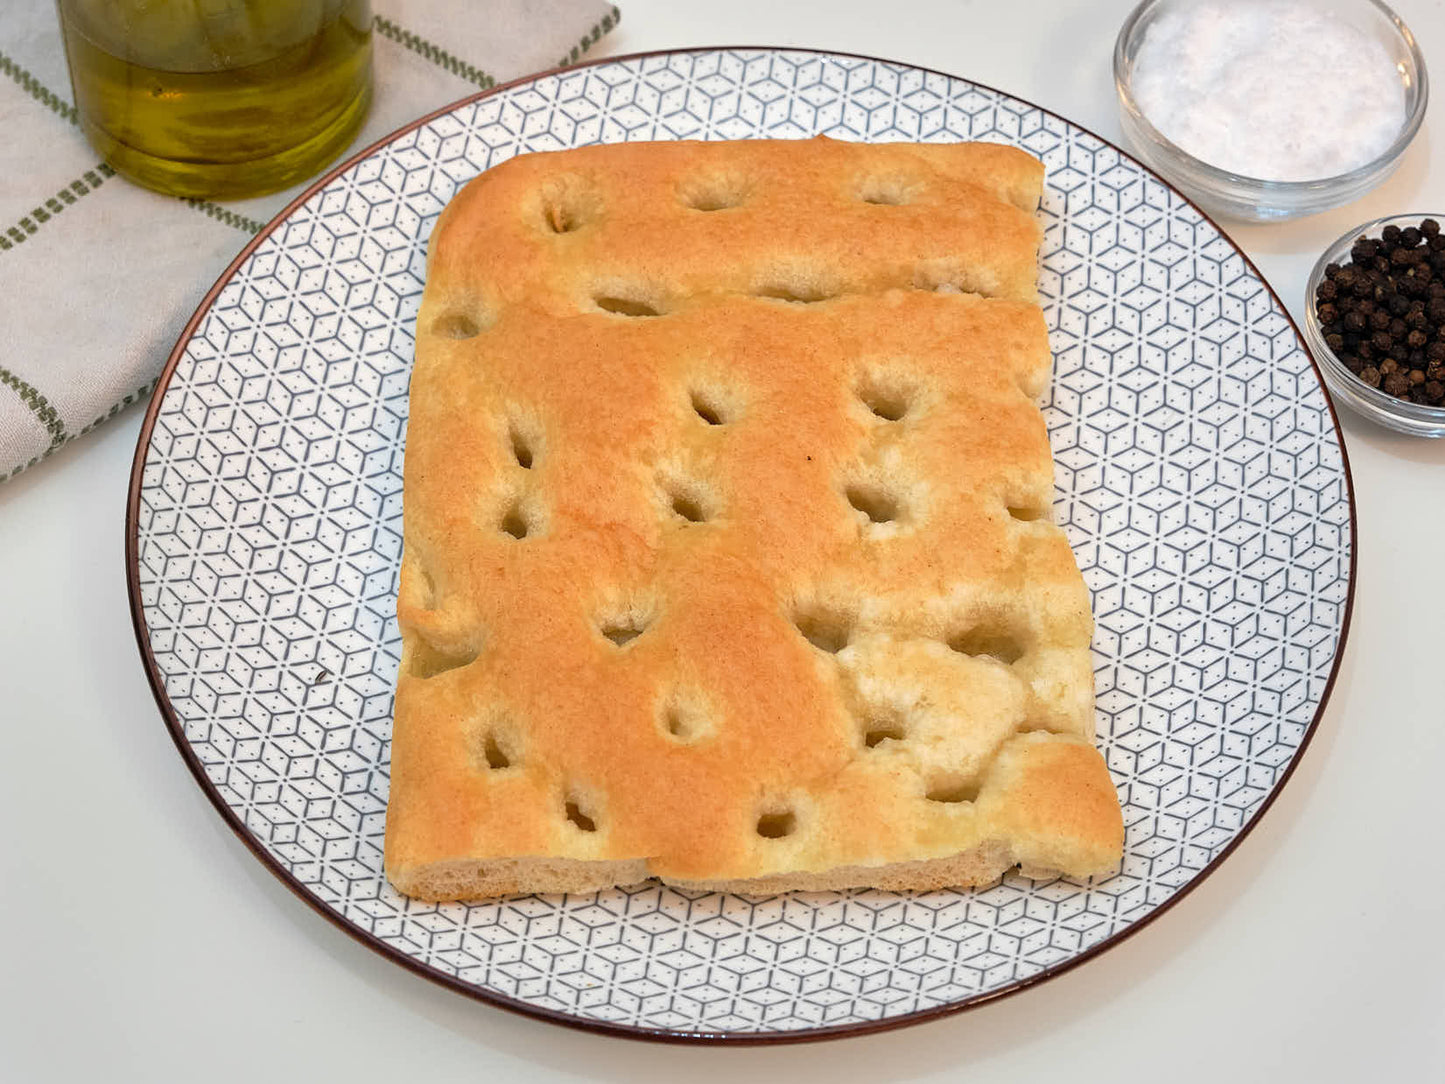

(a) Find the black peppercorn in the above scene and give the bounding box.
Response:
[1315,217,1445,409]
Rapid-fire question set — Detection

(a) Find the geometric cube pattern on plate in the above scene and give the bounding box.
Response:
[135,49,1351,1036]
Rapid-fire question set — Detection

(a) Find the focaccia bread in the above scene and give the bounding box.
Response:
[385,136,1123,901]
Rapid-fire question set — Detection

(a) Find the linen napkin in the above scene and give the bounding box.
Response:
[0,0,620,482]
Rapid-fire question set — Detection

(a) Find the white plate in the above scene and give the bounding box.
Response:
[127,47,1355,1041]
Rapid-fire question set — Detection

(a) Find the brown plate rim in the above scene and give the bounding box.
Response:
[124,45,1358,1046]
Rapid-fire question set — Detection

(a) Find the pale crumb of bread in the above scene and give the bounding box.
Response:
[397,857,652,902]
[394,844,1015,902]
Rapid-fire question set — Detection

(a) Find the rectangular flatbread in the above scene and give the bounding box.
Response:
[384,136,1123,901]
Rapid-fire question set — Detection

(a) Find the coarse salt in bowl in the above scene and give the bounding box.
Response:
[1115,0,1427,221]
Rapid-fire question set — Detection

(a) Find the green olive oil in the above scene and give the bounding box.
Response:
[57,0,373,200]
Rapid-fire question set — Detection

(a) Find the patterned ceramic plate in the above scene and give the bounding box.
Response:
[126,48,1354,1042]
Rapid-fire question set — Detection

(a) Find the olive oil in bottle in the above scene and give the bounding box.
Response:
[56,0,373,200]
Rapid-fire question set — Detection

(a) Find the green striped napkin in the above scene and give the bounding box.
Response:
[0,0,619,482]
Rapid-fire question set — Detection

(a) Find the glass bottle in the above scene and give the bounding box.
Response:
[56,0,373,200]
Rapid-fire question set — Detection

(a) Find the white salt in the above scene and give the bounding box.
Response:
[1130,0,1406,181]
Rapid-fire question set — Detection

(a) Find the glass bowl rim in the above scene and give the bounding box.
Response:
[1113,0,1430,192]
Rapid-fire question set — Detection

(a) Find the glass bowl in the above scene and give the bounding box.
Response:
[1304,213,1445,437]
[1114,0,1428,222]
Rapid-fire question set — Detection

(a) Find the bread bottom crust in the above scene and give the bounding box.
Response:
[389,857,653,901]
[385,840,1079,902]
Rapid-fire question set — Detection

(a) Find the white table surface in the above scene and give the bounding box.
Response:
[3,1,1443,1079]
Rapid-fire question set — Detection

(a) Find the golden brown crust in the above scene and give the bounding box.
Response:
[384,136,1123,901]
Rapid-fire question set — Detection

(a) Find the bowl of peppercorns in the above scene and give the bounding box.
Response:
[1306,214,1445,437]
